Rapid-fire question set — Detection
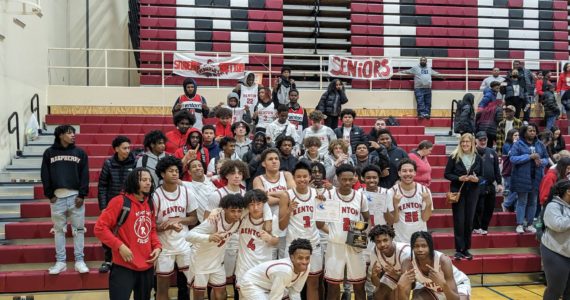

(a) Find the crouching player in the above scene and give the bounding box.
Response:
[240,238,312,300]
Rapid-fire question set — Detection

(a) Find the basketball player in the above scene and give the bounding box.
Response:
[253,148,296,258]
[368,225,411,300]
[183,159,216,223]
[152,156,199,300]
[317,164,370,300]
[397,231,471,300]
[240,238,313,300]
[279,162,324,299]
[385,159,433,243]
[235,189,278,289]
[185,194,246,300]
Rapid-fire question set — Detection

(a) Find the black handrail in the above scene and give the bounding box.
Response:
[30,93,41,132]
[312,0,320,54]
[7,112,22,157]
[449,99,459,136]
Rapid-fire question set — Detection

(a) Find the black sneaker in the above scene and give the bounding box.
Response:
[99,262,112,273]
[462,250,473,260]
[454,252,465,260]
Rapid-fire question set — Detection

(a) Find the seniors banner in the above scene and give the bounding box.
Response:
[327,55,393,80]
[173,53,247,79]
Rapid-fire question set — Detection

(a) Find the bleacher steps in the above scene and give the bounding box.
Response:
[0,186,34,200]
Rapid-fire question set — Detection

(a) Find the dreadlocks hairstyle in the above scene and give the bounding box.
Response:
[219,193,247,209]
[310,162,326,179]
[155,156,183,180]
[368,225,396,242]
[244,189,269,205]
[123,167,156,211]
[53,125,76,144]
[219,160,250,180]
[410,231,435,261]
[288,238,313,255]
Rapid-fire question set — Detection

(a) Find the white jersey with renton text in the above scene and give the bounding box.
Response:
[285,188,320,247]
[153,185,197,253]
[386,183,432,243]
[327,189,369,244]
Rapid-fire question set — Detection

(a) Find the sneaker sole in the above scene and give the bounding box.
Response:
[48,268,67,275]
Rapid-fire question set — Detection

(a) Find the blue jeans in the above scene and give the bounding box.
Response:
[516,189,538,226]
[546,115,557,131]
[414,88,432,117]
[51,194,85,262]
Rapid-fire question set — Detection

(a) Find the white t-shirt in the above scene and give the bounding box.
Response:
[153,185,197,253]
[183,178,217,223]
[504,120,514,140]
[300,126,337,156]
[386,183,433,243]
[328,189,369,244]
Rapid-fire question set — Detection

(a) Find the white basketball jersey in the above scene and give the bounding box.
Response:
[241,257,309,296]
[183,179,217,223]
[255,102,276,129]
[412,251,470,294]
[386,183,432,243]
[153,185,197,253]
[235,214,273,285]
[239,84,259,108]
[361,187,388,227]
[207,186,245,212]
[328,189,369,244]
[285,188,320,247]
[370,242,410,278]
[224,105,247,124]
[260,172,288,214]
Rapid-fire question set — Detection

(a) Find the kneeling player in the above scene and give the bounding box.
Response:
[368,225,410,300]
[240,238,312,300]
[186,194,245,300]
[397,231,471,300]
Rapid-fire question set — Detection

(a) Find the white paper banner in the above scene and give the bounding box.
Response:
[328,55,393,80]
[173,53,247,79]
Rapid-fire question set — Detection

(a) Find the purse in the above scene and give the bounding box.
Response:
[447,157,475,204]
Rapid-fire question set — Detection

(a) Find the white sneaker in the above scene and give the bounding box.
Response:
[480,230,488,235]
[516,225,525,234]
[473,229,482,234]
[74,261,89,274]
[525,226,537,234]
[48,262,67,275]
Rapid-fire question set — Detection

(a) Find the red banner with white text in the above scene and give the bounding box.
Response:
[173,53,247,79]
[327,55,393,80]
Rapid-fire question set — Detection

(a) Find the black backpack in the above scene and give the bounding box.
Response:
[113,195,154,234]
[386,116,399,126]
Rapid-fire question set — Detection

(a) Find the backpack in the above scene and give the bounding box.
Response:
[112,195,154,235]
[536,197,564,241]
[386,116,399,126]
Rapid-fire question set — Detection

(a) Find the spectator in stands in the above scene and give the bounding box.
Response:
[444,133,482,260]
[94,168,161,300]
[505,69,529,121]
[480,67,505,91]
[556,62,570,119]
[165,110,195,154]
[172,78,209,129]
[400,56,442,119]
[542,83,560,132]
[207,136,239,174]
[214,107,233,141]
[476,90,503,148]
[232,120,251,160]
[273,66,296,106]
[367,118,386,142]
[201,125,219,159]
[453,93,476,135]
[324,139,353,183]
[97,135,137,273]
[300,110,336,156]
[235,71,259,108]
[276,136,298,173]
[539,157,570,207]
[501,129,520,212]
[539,180,570,300]
[299,136,326,166]
[550,126,566,156]
[512,60,535,102]
[174,128,210,181]
[496,105,523,155]
[266,104,300,145]
[333,108,367,154]
[376,128,408,189]
[478,81,501,109]
[317,79,348,130]
[536,70,553,100]
[136,130,167,186]
[287,89,308,138]
[243,131,270,182]
[351,141,379,176]
[510,124,548,234]
[215,92,251,124]
[41,125,89,275]
[473,131,503,236]
[408,140,433,187]
[253,86,276,133]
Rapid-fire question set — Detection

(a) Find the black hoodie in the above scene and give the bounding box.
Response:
[41,142,89,199]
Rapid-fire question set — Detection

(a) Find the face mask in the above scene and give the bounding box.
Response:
[512,75,518,79]
[420,62,427,67]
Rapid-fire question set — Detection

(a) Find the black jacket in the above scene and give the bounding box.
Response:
[97,152,137,210]
[542,91,560,118]
[454,97,475,134]
[380,145,409,188]
[333,126,368,153]
[316,81,348,117]
[279,154,298,173]
[444,154,483,192]
[40,142,89,199]
[476,147,502,187]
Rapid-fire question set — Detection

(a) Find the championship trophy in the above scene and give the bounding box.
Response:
[346,220,369,249]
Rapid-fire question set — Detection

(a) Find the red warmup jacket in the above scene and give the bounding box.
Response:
[165,129,190,154]
[215,120,233,138]
[94,193,161,271]
[539,168,558,205]
[557,72,570,93]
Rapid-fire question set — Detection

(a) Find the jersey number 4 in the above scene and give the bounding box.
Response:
[247,238,256,251]
[404,211,419,222]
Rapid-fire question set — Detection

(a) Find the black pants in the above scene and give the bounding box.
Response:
[474,185,496,231]
[176,267,189,300]
[103,244,112,263]
[541,243,570,300]
[506,96,526,121]
[324,115,339,130]
[452,185,479,252]
[109,264,154,300]
[486,134,496,149]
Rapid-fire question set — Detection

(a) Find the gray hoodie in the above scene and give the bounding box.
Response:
[541,197,570,258]
[235,139,252,160]
[401,65,440,89]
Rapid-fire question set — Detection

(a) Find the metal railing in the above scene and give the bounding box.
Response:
[7,112,22,157]
[47,47,563,90]
[449,99,460,136]
[30,93,41,133]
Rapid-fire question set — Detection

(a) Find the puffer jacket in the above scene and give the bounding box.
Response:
[97,152,137,210]
[541,197,570,258]
[333,126,368,153]
[478,87,497,108]
[454,95,475,134]
[542,90,560,118]
[316,81,349,117]
[510,138,549,193]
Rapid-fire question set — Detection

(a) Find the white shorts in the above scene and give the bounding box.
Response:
[239,283,270,300]
[285,242,324,275]
[324,242,366,283]
[187,265,226,290]
[155,249,190,277]
[413,281,471,299]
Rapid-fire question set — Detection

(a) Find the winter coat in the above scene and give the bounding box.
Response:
[539,167,558,205]
[478,87,498,108]
[542,91,560,118]
[380,145,409,189]
[444,154,483,193]
[333,126,368,153]
[510,138,549,193]
[97,152,137,210]
[454,100,475,134]
[316,81,348,117]
[556,72,570,93]
[476,100,503,136]
[505,78,527,100]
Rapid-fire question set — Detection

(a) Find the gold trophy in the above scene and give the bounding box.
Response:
[346,220,369,249]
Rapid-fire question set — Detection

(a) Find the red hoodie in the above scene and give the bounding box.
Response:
[165,129,190,154]
[94,193,161,271]
[173,128,210,181]
[215,119,233,138]
[539,168,558,205]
